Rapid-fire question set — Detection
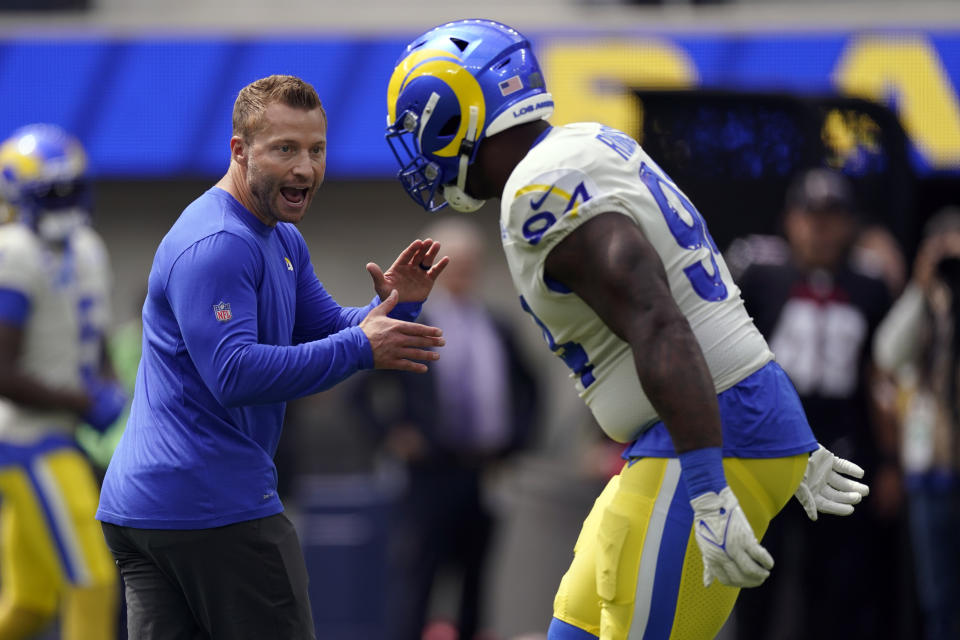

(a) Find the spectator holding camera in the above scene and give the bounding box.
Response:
[873,207,960,640]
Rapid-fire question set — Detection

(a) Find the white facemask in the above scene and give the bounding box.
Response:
[36,208,88,243]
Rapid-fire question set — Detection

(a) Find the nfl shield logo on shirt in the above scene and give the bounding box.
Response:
[213,301,232,322]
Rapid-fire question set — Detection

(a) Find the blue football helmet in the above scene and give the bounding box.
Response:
[0,123,91,242]
[386,19,554,212]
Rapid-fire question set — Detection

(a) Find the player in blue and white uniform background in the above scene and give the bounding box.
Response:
[0,123,125,640]
[385,20,872,639]
[71,213,125,468]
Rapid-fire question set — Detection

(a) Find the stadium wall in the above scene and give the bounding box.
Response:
[0,28,957,178]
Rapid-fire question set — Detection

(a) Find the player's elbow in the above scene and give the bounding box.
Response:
[0,366,24,404]
[629,304,690,347]
[631,307,703,386]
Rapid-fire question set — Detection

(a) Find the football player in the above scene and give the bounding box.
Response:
[71,175,124,470]
[0,124,124,640]
[385,20,871,639]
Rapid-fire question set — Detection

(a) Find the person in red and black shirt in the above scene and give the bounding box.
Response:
[734,168,906,640]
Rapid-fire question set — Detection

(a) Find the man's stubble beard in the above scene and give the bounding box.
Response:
[247,161,282,224]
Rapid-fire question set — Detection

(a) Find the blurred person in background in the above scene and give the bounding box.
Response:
[354,216,540,640]
[65,163,128,477]
[734,167,904,640]
[95,74,450,640]
[0,123,126,640]
[0,191,13,224]
[75,298,143,474]
[853,223,908,300]
[873,207,960,640]
[384,20,869,640]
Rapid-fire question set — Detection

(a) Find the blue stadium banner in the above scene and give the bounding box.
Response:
[1,29,957,178]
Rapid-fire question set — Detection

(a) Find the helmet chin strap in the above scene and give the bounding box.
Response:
[416,92,441,150]
[443,105,485,213]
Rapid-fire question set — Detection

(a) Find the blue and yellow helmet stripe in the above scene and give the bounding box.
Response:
[387,49,487,158]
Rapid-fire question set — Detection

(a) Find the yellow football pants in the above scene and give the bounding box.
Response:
[552,454,807,640]
[0,441,117,640]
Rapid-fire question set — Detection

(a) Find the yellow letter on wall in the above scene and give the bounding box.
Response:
[540,38,698,137]
[834,35,960,168]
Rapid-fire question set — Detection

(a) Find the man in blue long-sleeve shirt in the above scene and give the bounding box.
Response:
[97,74,449,640]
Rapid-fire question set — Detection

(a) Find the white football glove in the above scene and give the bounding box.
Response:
[794,444,871,521]
[690,486,773,588]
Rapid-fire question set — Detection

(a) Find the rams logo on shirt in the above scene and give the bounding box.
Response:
[284,257,293,272]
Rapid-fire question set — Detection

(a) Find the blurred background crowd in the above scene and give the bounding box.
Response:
[0,0,958,638]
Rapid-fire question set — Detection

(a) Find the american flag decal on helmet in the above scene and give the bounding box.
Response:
[213,301,232,322]
[499,75,523,96]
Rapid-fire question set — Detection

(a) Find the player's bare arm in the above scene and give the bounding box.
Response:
[543,211,722,453]
[0,322,89,413]
[545,211,776,588]
[0,322,124,432]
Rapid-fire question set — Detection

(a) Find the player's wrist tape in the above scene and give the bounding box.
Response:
[678,446,726,501]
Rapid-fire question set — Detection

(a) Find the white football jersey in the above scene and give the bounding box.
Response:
[500,123,772,443]
[0,223,83,442]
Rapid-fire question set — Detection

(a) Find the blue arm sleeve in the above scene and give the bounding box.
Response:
[291,241,422,344]
[391,300,423,322]
[166,232,374,408]
[0,288,29,327]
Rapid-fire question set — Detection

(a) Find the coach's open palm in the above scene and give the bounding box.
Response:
[690,486,773,588]
[366,238,450,303]
[359,290,445,373]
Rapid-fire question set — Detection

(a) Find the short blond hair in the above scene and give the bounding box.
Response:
[232,74,325,141]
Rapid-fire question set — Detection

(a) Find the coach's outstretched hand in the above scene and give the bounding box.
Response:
[794,444,871,521]
[367,238,450,303]
[691,486,774,588]
[359,290,445,373]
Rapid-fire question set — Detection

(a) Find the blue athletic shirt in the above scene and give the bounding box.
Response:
[97,187,419,529]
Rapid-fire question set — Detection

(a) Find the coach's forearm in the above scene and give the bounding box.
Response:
[292,295,423,344]
[210,327,373,407]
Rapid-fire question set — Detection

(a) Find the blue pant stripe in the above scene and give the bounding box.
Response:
[642,476,694,640]
[548,617,599,640]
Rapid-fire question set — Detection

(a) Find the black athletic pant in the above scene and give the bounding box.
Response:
[102,513,316,640]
